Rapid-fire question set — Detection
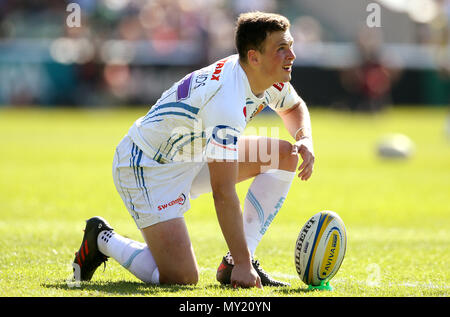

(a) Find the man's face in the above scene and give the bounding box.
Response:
[258,29,296,84]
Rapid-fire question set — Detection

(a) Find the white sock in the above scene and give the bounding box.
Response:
[97,230,159,284]
[243,169,295,255]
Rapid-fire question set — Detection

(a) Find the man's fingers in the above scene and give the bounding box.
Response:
[299,168,312,181]
[298,161,312,177]
[298,157,309,172]
[295,144,315,180]
[256,276,263,289]
[298,158,313,180]
[231,278,263,289]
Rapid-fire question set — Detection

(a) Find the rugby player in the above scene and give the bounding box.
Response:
[73,11,314,289]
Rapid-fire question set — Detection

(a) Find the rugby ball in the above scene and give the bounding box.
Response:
[294,210,347,286]
[377,133,415,159]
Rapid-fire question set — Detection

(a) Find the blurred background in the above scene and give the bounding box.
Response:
[0,0,448,109]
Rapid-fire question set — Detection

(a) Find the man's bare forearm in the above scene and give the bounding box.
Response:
[212,188,251,266]
[279,101,312,140]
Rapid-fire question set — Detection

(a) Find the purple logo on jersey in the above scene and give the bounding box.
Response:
[177,72,194,101]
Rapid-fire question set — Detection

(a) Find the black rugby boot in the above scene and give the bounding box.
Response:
[72,216,113,281]
[216,256,290,287]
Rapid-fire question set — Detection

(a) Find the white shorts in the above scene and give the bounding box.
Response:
[112,135,212,229]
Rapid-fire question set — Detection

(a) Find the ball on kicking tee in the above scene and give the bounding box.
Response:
[294,210,347,290]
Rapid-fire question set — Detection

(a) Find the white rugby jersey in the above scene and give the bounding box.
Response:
[128,54,302,163]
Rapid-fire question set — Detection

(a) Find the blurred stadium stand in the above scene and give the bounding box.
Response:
[0,0,448,108]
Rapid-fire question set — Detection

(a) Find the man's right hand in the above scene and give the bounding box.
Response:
[231,262,263,289]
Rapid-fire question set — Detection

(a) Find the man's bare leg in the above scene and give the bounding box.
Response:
[140,217,198,285]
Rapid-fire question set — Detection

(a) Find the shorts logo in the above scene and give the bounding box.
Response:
[158,193,186,211]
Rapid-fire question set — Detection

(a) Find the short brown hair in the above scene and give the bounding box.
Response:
[235,11,290,62]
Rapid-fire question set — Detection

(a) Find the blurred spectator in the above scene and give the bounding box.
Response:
[411,0,449,105]
[429,0,450,104]
[230,0,278,15]
[339,27,401,112]
[291,15,323,45]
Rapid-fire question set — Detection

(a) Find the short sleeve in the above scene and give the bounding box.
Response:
[267,82,302,112]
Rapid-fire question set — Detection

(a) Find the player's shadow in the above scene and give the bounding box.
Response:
[42,279,315,295]
[42,280,292,295]
[278,286,329,294]
[42,280,200,295]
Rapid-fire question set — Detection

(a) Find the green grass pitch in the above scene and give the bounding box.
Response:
[0,106,448,297]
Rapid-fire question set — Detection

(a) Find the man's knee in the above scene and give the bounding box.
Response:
[159,267,199,285]
[278,139,298,171]
[140,218,199,286]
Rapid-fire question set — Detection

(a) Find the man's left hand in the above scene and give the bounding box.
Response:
[291,137,315,181]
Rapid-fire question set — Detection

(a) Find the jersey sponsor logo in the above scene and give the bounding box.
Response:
[177,72,194,101]
[211,58,228,81]
[212,125,239,146]
[157,193,186,211]
[273,82,285,91]
[194,72,208,89]
[210,139,238,152]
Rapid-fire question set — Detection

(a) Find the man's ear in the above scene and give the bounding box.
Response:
[247,49,261,66]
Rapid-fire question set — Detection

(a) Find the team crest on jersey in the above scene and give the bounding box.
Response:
[252,104,265,117]
[243,100,266,121]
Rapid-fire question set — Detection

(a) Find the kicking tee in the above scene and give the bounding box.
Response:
[127,54,302,163]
